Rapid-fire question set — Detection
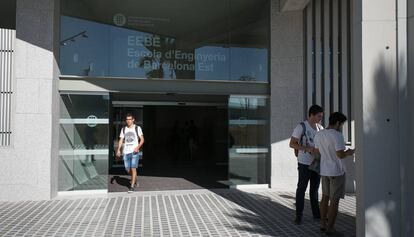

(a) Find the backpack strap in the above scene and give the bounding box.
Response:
[299,122,307,146]
[135,125,140,142]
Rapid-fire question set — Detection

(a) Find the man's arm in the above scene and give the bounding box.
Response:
[116,137,123,157]
[334,131,354,159]
[290,137,305,150]
[289,124,315,153]
[336,149,355,159]
[289,137,314,153]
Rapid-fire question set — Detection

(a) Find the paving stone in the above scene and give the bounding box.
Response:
[0,190,355,237]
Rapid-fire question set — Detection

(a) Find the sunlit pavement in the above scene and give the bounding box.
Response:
[0,189,355,236]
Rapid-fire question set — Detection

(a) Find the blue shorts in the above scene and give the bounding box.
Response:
[123,152,140,171]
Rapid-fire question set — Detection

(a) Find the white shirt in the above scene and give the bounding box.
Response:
[314,129,346,176]
[119,125,143,155]
[291,121,323,165]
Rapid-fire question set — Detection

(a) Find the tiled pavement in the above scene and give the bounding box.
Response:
[0,190,355,237]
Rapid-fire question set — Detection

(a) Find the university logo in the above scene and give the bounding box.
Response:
[113,13,126,27]
[86,115,98,128]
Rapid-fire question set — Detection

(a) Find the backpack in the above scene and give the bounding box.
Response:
[122,125,141,142]
[294,122,307,157]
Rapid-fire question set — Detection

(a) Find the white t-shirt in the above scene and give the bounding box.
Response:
[119,125,143,155]
[314,129,346,176]
[291,121,323,165]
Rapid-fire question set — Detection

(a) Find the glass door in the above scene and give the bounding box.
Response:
[58,93,109,191]
[228,95,269,186]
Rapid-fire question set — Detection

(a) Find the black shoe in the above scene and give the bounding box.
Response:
[326,229,342,236]
[294,216,302,225]
[128,186,134,193]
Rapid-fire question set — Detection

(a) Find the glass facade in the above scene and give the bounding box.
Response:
[228,96,269,185]
[59,94,109,191]
[60,0,269,81]
[58,0,271,191]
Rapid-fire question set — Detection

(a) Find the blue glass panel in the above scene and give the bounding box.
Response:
[60,0,269,82]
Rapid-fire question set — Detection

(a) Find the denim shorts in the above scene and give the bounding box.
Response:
[123,152,140,171]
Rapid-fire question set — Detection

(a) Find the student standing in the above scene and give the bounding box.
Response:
[289,105,324,224]
[314,112,355,235]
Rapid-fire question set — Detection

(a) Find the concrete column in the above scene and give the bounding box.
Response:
[397,0,414,236]
[405,0,414,236]
[352,0,411,236]
[270,0,305,190]
[0,0,60,201]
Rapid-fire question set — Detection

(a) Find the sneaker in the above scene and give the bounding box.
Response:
[128,186,134,193]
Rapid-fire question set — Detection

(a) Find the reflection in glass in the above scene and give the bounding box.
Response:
[58,94,109,191]
[60,0,269,81]
[228,96,269,185]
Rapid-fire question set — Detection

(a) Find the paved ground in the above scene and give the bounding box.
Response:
[107,165,228,192]
[0,190,355,237]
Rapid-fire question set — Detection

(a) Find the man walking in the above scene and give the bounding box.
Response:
[116,113,145,193]
[289,105,324,224]
[314,112,355,235]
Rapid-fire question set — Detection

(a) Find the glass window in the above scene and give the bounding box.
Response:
[0,0,16,29]
[59,94,109,191]
[60,0,269,81]
[228,96,269,185]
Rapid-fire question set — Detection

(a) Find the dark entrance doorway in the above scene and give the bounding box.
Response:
[108,95,229,192]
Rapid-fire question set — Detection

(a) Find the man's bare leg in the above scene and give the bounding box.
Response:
[320,195,329,230]
[131,168,137,187]
[327,199,340,233]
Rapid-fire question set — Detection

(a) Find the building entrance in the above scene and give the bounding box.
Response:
[108,96,229,192]
[58,92,269,193]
